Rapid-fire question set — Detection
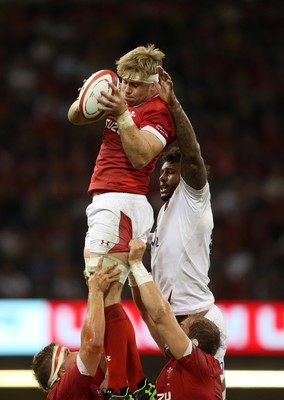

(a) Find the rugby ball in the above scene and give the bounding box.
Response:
[78,69,119,121]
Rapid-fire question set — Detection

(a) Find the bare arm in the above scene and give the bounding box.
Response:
[79,259,120,375]
[98,83,164,169]
[154,66,207,189]
[117,122,163,169]
[68,99,101,125]
[67,79,96,125]
[68,80,163,167]
[128,240,190,360]
[130,282,166,354]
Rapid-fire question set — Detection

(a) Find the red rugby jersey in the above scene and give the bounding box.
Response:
[156,345,223,400]
[47,363,105,400]
[88,96,176,195]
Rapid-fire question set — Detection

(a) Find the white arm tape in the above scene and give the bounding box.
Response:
[130,262,153,286]
[116,110,135,130]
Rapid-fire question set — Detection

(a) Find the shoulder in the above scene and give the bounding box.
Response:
[181,345,220,372]
[150,96,172,114]
[134,96,171,114]
[52,363,92,397]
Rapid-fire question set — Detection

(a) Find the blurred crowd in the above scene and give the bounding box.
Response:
[0,0,283,300]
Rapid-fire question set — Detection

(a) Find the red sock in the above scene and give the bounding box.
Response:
[104,304,145,393]
[105,304,128,393]
[123,307,145,391]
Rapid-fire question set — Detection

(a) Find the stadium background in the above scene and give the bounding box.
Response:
[0,0,283,399]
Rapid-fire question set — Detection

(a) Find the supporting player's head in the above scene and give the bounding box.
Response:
[32,342,72,392]
[116,44,165,106]
[181,316,221,356]
[159,146,181,202]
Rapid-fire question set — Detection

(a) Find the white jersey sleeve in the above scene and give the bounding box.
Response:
[76,353,90,376]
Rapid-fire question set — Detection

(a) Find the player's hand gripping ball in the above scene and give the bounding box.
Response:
[78,69,119,121]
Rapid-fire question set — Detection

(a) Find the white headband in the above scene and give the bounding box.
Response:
[48,345,66,389]
[120,73,159,84]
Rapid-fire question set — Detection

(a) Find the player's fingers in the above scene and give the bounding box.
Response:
[156,65,164,74]
[99,91,112,101]
[109,269,121,280]
[104,261,118,273]
[158,69,171,83]
[157,65,166,77]
[109,82,119,92]
[130,238,145,250]
[96,256,104,270]
[78,79,87,90]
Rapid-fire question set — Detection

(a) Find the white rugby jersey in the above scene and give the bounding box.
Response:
[151,177,215,315]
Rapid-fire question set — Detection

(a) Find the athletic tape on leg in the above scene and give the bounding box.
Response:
[84,254,129,285]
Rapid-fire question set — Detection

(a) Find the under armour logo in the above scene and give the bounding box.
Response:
[100,240,110,246]
[145,382,156,396]
[106,355,112,362]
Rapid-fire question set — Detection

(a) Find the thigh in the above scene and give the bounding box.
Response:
[86,196,128,253]
[85,195,154,254]
[123,197,154,242]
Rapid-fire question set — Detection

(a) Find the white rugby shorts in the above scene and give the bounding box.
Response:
[84,192,154,255]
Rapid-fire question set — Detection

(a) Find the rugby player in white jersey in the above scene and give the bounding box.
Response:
[149,66,227,398]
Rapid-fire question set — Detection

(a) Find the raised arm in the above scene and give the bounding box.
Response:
[128,239,190,360]
[79,259,120,375]
[154,66,207,189]
[129,274,166,354]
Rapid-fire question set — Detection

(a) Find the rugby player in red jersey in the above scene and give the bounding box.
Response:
[68,45,175,399]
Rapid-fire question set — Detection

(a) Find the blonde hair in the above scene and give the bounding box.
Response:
[116,44,165,82]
